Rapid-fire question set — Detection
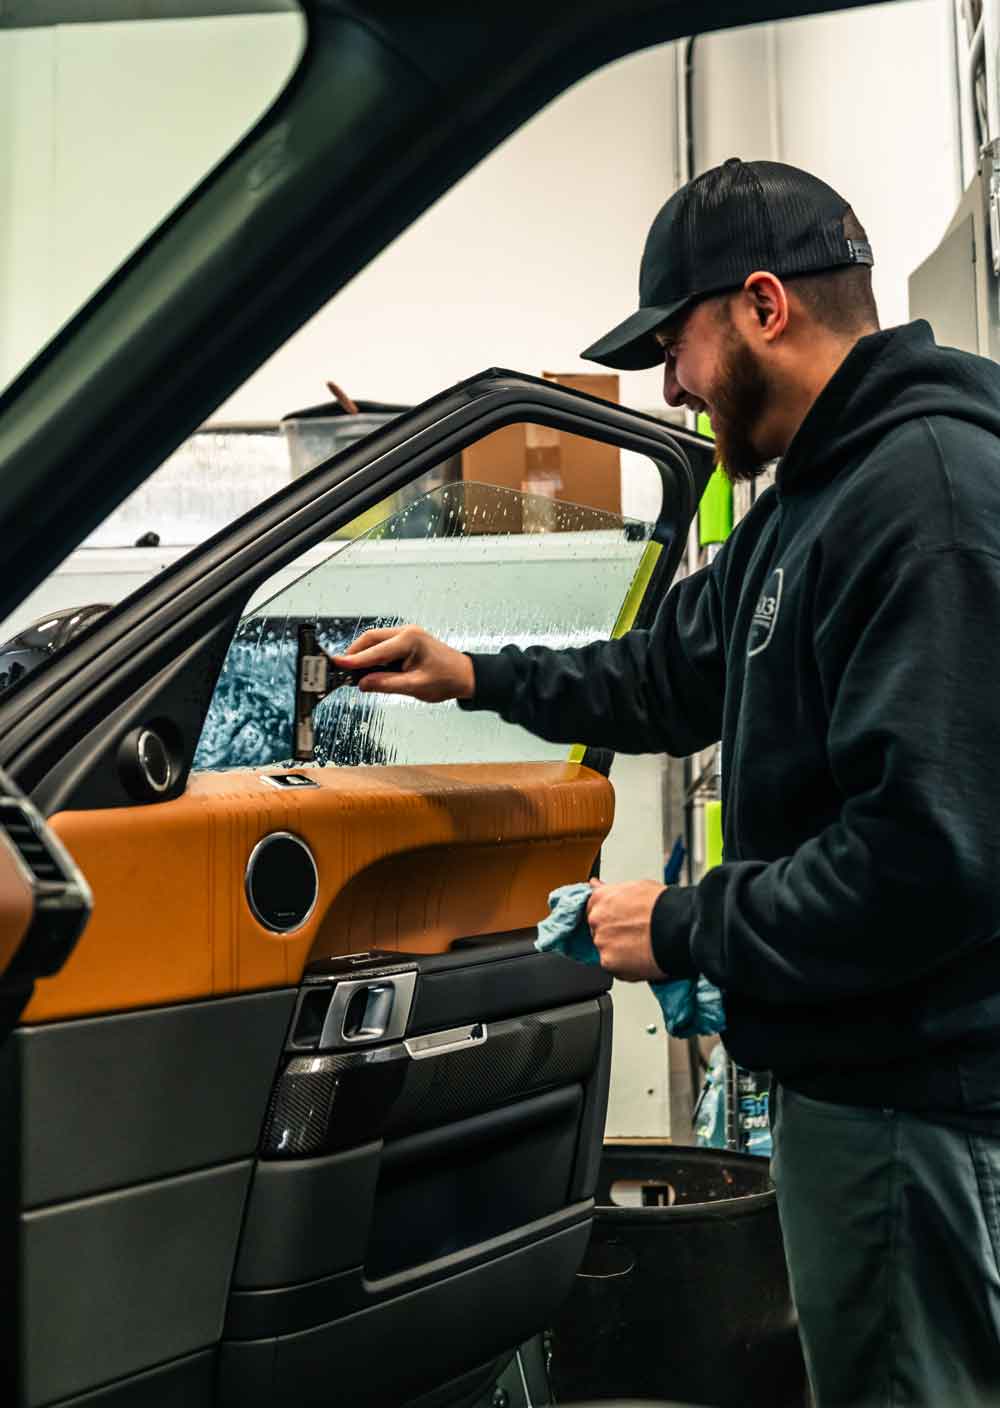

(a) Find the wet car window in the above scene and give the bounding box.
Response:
[0,4,304,396]
[194,479,656,771]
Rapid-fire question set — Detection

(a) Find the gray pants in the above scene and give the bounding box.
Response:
[771,1083,1000,1407]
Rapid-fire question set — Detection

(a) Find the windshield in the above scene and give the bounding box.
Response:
[0,3,304,396]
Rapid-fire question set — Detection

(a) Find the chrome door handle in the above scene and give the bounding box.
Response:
[319,970,418,1047]
[404,1023,487,1060]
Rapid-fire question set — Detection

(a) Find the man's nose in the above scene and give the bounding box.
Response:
[662,362,687,408]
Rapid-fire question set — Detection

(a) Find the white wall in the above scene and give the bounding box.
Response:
[694,2,962,331]
[216,2,964,426]
[601,753,674,1138]
[691,24,778,171]
[215,45,679,421]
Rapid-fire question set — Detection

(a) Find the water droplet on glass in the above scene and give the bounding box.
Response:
[192,478,654,772]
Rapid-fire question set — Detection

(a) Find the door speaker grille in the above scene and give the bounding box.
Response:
[245,831,318,933]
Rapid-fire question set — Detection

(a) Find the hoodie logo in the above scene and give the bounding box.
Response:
[748,568,783,657]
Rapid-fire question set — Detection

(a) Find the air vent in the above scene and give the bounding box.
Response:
[0,784,92,980]
[2,807,63,883]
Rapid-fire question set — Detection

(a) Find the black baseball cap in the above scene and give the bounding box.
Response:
[582,157,874,371]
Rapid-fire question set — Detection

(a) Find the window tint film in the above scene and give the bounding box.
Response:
[195,479,656,772]
[0,4,304,395]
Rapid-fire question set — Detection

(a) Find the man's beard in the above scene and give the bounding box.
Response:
[708,324,772,484]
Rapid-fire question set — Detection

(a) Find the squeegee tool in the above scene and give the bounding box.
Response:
[293,622,401,763]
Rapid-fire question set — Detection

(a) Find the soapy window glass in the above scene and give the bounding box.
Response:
[194,476,658,771]
[0,3,305,397]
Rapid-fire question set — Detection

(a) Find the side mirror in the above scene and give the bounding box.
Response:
[0,603,111,698]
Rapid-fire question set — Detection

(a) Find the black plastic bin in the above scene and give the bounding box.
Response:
[548,1145,807,1407]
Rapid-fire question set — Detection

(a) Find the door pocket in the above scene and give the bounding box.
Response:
[365,1084,583,1281]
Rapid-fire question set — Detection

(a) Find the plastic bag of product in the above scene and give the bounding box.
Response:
[694,1046,772,1158]
[693,1042,728,1149]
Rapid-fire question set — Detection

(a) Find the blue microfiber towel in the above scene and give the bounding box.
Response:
[535,882,726,1038]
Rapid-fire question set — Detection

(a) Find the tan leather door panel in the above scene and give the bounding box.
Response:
[23,762,613,1023]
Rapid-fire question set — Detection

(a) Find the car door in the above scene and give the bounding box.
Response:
[0,371,712,1408]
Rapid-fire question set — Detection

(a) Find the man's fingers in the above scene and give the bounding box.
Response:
[337,626,427,666]
[337,628,401,657]
[330,626,469,704]
[357,670,426,696]
[333,645,401,670]
[333,636,414,670]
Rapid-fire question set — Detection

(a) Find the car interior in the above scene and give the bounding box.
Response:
[0,2,876,1406]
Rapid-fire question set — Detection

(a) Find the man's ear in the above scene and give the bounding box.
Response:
[743,271,788,341]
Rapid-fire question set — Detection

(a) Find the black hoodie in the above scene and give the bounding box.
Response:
[463,321,1000,1116]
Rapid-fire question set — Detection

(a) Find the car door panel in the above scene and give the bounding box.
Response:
[6,760,615,1406]
[11,992,296,1206]
[3,988,293,1406]
[219,1224,591,1408]
[23,761,612,1024]
[0,377,710,1408]
[50,1354,217,1408]
[22,1162,250,1408]
[215,942,613,1408]
[7,951,611,1407]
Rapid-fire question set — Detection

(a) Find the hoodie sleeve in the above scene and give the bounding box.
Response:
[652,538,1000,1000]
[460,559,726,757]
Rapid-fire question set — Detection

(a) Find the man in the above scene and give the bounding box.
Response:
[336,158,1000,1406]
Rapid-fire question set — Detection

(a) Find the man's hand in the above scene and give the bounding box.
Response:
[586,878,667,981]
[333,626,475,703]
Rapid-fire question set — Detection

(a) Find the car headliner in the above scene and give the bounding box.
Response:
[0,0,895,628]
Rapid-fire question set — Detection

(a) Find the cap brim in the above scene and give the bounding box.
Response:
[581,297,692,370]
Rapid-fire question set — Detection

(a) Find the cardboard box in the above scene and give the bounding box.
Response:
[460,373,621,528]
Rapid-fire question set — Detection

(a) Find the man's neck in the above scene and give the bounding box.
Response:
[762,329,874,458]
